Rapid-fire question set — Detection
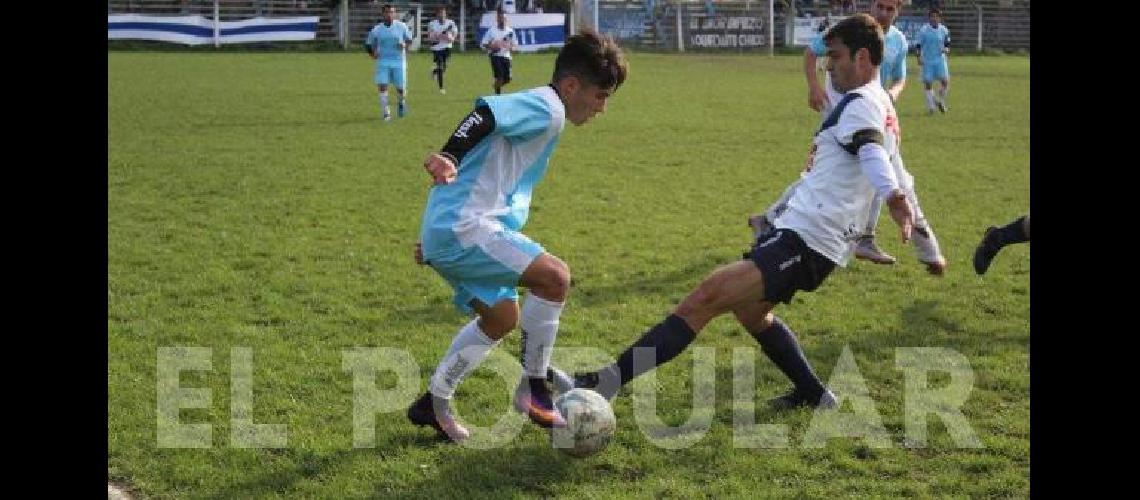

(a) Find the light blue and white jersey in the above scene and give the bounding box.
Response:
[810,24,907,88]
[881,26,908,85]
[915,23,950,65]
[420,86,566,260]
[366,21,413,66]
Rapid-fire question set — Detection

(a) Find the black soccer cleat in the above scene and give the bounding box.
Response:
[546,366,620,400]
[546,366,575,393]
[406,391,470,442]
[767,388,838,410]
[973,226,1002,275]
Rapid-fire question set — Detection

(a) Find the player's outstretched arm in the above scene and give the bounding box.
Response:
[804,49,828,112]
[855,138,912,242]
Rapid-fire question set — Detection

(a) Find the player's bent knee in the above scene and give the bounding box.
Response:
[539,261,571,300]
[676,280,723,318]
[478,310,518,339]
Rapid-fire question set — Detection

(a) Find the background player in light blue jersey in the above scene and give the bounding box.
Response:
[805,0,909,111]
[364,4,414,121]
[784,0,945,273]
[406,30,628,443]
[915,7,951,114]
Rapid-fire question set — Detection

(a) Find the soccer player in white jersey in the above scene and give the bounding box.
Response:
[752,0,946,275]
[406,30,628,443]
[915,7,952,114]
[364,4,414,121]
[480,8,519,95]
[427,5,458,94]
[559,14,914,410]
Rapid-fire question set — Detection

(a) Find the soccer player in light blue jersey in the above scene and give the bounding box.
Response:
[406,30,629,443]
[364,4,414,121]
[805,0,909,112]
[915,7,951,114]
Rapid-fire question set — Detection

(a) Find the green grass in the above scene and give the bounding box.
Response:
[109,50,1029,498]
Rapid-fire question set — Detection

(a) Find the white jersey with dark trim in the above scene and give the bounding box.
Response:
[428,19,458,50]
[774,81,902,266]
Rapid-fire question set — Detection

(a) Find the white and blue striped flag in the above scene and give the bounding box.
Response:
[108,14,319,45]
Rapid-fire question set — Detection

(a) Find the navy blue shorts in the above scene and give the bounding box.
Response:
[432,48,451,67]
[743,228,836,304]
[490,55,512,82]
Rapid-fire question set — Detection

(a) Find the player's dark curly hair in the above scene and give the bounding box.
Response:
[823,13,884,66]
[551,29,628,92]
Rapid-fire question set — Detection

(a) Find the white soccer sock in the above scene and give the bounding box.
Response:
[938,86,949,102]
[379,92,390,114]
[519,292,564,378]
[925,90,936,110]
[864,193,884,236]
[429,319,501,399]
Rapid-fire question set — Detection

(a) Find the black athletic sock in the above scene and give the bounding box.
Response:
[610,314,698,386]
[750,317,825,397]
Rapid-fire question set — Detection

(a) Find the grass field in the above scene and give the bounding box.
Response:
[108,50,1030,498]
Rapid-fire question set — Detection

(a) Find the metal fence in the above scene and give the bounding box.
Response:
[108,0,1029,51]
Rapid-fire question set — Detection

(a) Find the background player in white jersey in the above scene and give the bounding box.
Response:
[427,5,458,95]
[406,30,628,443]
[915,7,951,114]
[559,14,915,410]
[752,0,946,275]
[364,4,414,121]
[480,9,518,95]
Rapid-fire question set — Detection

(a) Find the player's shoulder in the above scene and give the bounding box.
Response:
[887,25,906,42]
[840,86,890,121]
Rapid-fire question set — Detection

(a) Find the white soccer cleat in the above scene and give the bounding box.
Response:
[912,226,946,276]
[854,237,897,265]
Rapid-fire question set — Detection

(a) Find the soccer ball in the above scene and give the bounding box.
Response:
[551,388,616,458]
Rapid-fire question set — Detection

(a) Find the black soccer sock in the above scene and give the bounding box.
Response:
[994,216,1029,247]
[610,314,698,387]
[750,317,825,397]
[436,66,444,89]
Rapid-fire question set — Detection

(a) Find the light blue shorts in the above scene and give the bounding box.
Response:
[427,230,545,314]
[922,60,949,83]
[375,63,407,89]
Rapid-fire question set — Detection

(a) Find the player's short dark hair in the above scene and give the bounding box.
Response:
[928,7,942,15]
[381,3,393,11]
[823,13,884,66]
[552,29,628,91]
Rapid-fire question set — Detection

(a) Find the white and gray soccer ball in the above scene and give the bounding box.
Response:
[551,388,616,458]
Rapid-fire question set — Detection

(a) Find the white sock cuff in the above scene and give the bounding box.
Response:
[522,291,564,312]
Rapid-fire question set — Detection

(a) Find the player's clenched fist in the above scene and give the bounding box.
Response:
[424,153,457,184]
